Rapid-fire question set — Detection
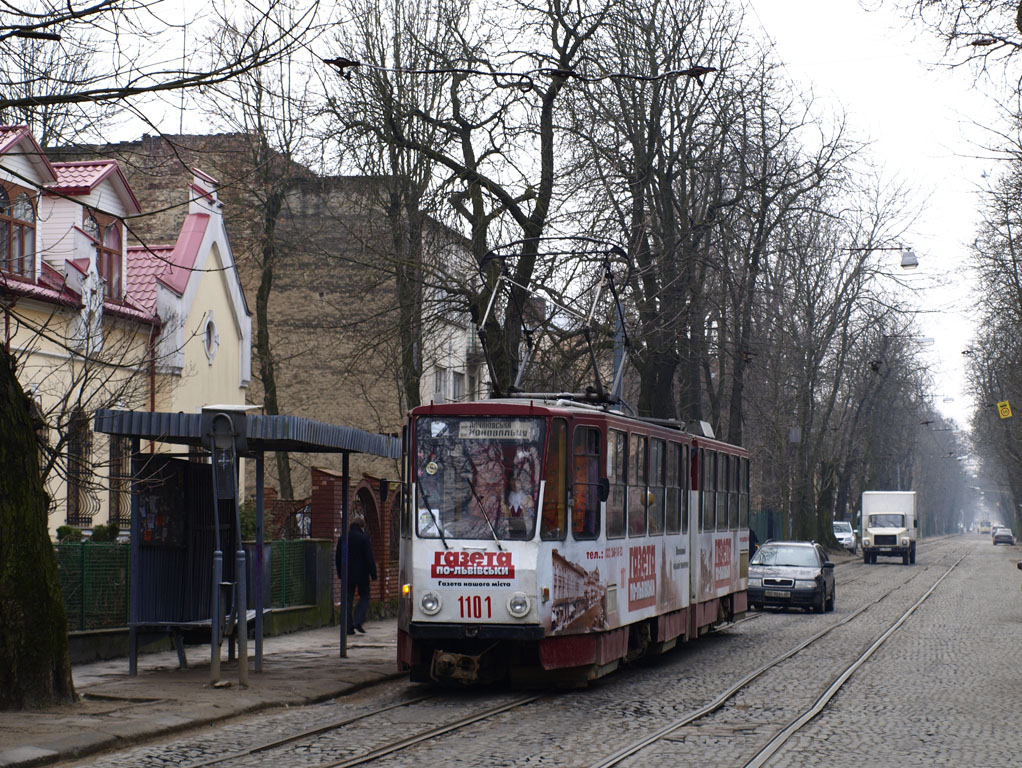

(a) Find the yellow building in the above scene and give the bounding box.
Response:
[0,126,251,538]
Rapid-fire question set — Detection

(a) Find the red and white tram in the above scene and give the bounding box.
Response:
[397,396,751,685]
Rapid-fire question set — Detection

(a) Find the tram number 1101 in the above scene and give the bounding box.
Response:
[458,594,492,618]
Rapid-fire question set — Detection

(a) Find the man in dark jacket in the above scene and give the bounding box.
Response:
[336,513,377,634]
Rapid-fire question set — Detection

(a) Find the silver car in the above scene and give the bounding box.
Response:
[993,527,1016,546]
[833,521,857,554]
[747,541,836,613]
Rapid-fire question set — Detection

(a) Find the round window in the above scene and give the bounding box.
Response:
[203,314,219,363]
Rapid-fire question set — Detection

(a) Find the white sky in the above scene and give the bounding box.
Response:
[749,0,1004,430]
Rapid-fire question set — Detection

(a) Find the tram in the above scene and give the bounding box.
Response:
[396,397,751,684]
[396,237,751,684]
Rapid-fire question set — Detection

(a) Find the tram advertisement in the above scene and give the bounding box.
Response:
[430,550,515,579]
[628,544,657,611]
[714,536,732,590]
[698,532,737,599]
[549,549,608,634]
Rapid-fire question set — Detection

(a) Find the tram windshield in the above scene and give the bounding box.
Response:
[414,416,546,540]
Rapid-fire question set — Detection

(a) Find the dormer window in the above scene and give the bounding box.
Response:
[84,212,123,299]
[0,186,36,279]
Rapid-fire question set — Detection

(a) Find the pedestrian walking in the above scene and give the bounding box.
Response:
[337,512,377,634]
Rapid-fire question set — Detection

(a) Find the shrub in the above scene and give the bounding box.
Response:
[56,525,83,542]
[89,523,120,542]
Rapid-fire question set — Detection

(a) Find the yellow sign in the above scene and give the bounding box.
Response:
[998,400,1012,419]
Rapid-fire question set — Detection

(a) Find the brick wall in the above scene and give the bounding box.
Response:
[310,467,400,606]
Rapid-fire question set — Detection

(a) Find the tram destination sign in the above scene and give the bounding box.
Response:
[458,420,537,441]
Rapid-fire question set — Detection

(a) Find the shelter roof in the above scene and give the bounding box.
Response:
[93,409,400,458]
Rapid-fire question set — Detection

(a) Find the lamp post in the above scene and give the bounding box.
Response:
[846,243,919,269]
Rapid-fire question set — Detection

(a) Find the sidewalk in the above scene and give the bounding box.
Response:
[0,619,402,768]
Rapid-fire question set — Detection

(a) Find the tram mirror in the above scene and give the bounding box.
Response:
[598,477,610,502]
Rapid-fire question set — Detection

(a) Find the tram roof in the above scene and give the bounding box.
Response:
[411,398,748,453]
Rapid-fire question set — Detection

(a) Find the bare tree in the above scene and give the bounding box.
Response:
[195,7,330,499]
[325,0,467,412]
[325,0,612,392]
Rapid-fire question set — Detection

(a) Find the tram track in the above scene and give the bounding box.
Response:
[307,693,546,768]
[588,544,969,768]
[170,693,438,768]
[162,689,546,768]
[211,545,963,768]
[75,539,971,768]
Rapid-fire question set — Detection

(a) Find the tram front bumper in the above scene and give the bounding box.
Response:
[409,621,545,641]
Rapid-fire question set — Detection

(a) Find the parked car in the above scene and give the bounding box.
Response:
[833,521,857,554]
[993,527,1016,546]
[747,541,835,613]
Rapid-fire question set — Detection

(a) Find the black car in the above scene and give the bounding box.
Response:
[748,541,835,613]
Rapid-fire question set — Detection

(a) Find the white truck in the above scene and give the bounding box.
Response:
[860,491,917,565]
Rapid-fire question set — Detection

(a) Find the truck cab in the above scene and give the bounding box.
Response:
[861,491,917,565]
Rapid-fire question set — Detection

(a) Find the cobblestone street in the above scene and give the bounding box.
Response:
[44,534,1022,768]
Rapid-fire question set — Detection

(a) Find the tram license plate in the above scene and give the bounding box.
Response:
[764,590,788,598]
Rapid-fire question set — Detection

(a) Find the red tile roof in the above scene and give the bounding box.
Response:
[125,244,174,313]
[48,160,142,213]
[0,268,80,308]
[125,213,210,312]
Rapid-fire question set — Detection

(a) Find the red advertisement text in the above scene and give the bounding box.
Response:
[431,550,515,579]
[628,544,657,610]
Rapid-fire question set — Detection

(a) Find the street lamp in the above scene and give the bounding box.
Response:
[846,243,919,269]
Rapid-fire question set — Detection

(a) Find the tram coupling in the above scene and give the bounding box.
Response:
[431,644,502,684]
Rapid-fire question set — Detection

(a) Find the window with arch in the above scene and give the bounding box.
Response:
[67,410,95,526]
[84,212,123,299]
[0,186,36,278]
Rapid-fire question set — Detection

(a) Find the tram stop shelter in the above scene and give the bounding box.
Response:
[93,408,400,677]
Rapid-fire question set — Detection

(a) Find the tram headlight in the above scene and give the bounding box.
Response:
[420,591,442,615]
[506,592,530,618]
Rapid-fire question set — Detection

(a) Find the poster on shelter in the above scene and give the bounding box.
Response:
[135,455,186,546]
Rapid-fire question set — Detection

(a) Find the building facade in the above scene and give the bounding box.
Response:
[0,126,251,538]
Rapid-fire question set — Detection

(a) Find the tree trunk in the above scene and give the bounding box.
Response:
[0,346,76,709]
[255,189,293,500]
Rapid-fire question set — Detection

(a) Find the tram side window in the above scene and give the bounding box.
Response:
[648,438,665,535]
[682,444,690,534]
[628,433,647,537]
[541,419,568,540]
[666,442,680,534]
[701,450,715,532]
[606,429,627,539]
[739,457,750,529]
[572,426,602,540]
[716,454,729,531]
[728,455,740,530]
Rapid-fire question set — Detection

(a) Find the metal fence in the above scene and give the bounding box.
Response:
[270,539,312,608]
[55,542,130,631]
[56,539,315,631]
